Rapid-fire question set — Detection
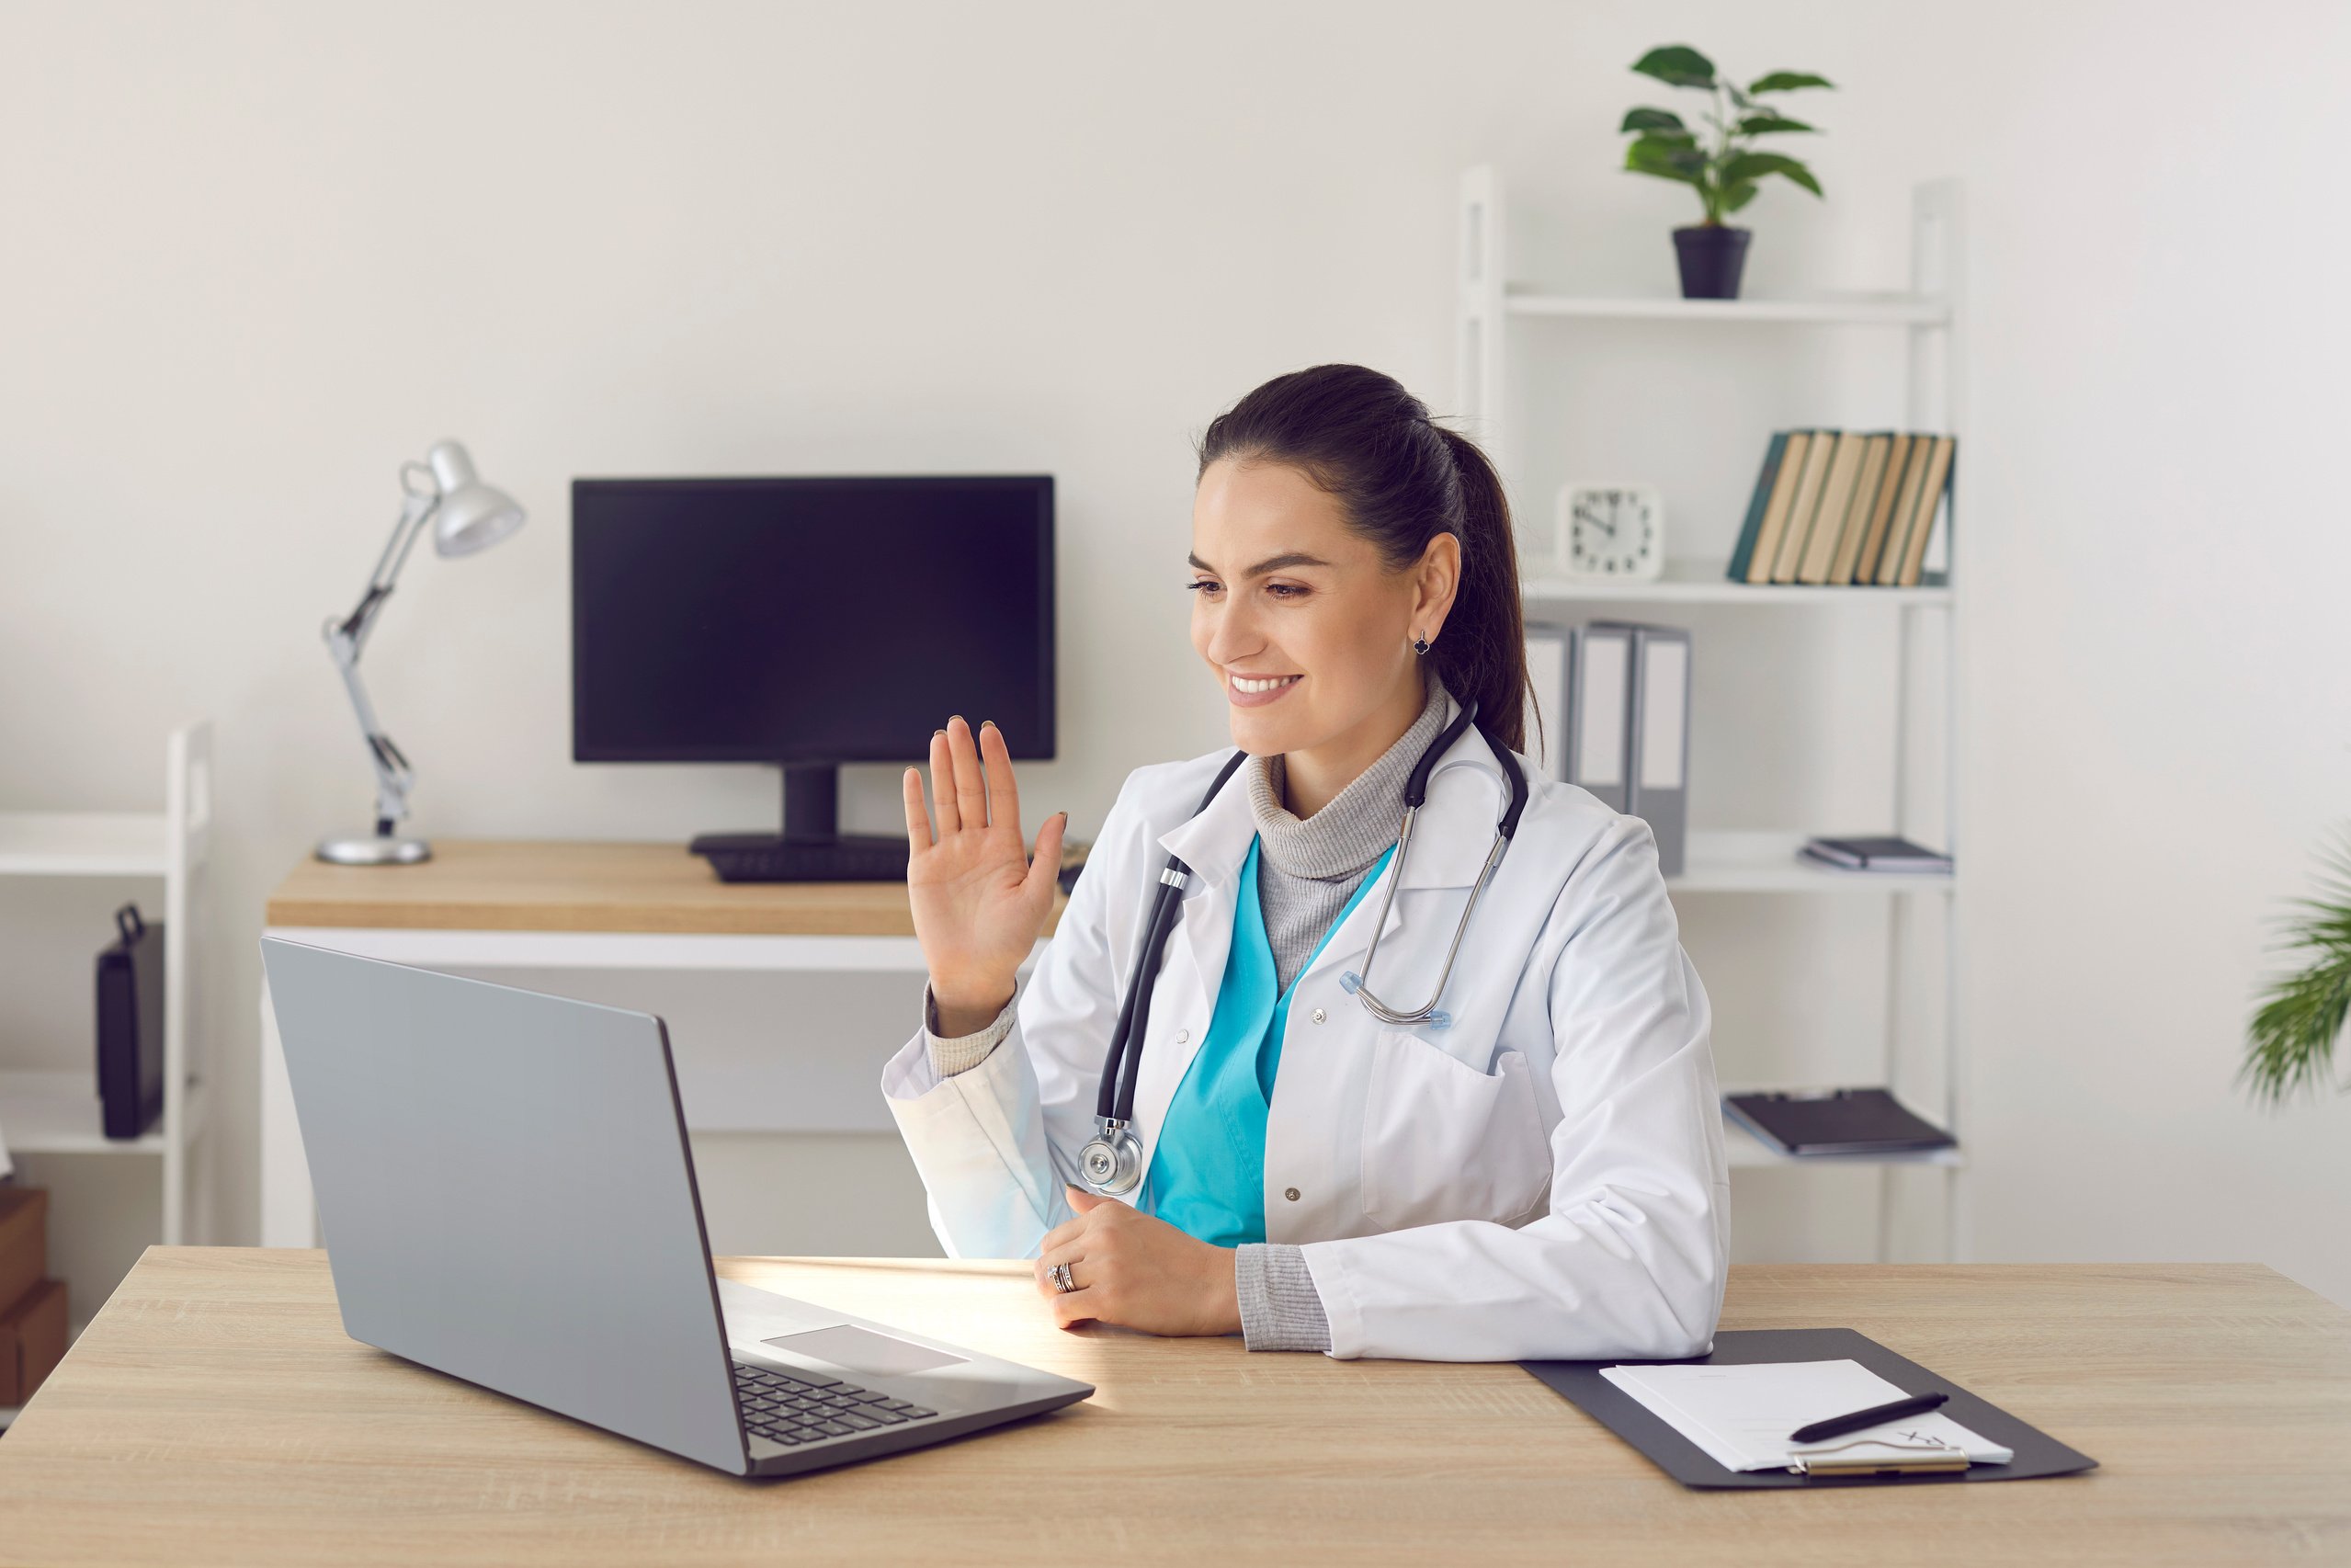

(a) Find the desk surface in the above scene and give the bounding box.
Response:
[0,1252,2344,1566]
[265,838,1065,937]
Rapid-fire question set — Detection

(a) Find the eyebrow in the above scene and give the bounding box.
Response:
[1187,550,1334,577]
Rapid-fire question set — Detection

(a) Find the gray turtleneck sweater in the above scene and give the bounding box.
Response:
[920,676,1449,1352]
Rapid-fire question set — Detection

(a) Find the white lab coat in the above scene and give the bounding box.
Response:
[880,719,1730,1362]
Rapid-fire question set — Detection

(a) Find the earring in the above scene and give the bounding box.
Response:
[1412,634,1431,656]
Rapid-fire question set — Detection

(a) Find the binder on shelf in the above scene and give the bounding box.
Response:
[1562,623,1634,812]
[1522,623,1570,778]
[1595,621,1691,878]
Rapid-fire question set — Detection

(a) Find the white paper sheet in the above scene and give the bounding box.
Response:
[1600,1359,2014,1473]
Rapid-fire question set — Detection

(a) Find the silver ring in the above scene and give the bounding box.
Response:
[1050,1261,1076,1293]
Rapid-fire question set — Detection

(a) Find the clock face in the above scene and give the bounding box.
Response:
[1562,484,1663,579]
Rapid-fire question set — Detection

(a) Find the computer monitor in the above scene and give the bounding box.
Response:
[572,475,1053,881]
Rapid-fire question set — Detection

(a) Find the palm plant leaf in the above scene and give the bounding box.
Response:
[2241,826,2351,1104]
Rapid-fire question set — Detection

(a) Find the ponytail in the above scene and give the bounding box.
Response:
[1197,363,1532,754]
[1429,425,1531,755]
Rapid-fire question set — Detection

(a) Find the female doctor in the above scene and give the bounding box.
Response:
[882,364,1728,1362]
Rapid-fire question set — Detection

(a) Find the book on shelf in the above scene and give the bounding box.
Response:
[1725,428,1956,587]
[1766,430,1836,584]
[1853,431,1914,583]
[1824,432,1891,585]
[1798,835,1953,873]
[1793,431,1866,585]
[1738,430,1810,585]
[1725,431,1786,584]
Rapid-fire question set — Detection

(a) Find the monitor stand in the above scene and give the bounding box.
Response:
[690,764,908,883]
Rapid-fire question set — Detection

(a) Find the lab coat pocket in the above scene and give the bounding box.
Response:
[1359,1029,1552,1231]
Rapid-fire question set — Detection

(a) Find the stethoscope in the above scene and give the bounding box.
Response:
[1075,698,1530,1197]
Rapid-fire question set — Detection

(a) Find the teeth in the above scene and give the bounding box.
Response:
[1232,675,1300,694]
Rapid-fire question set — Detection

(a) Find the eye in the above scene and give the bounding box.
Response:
[1266,582,1307,600]
[1186,578,1222,597]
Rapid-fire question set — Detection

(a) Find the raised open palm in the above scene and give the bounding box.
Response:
[902,715,1067,1028]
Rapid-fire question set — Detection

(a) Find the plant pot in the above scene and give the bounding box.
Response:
[1673,225,1751,300]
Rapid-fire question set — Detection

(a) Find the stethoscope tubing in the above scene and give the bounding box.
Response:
[1089,699,1527,1124]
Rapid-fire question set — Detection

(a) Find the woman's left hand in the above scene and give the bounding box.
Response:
[1035,1187,1242,1336]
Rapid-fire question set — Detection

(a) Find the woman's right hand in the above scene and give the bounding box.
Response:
[902,716,1068,1037]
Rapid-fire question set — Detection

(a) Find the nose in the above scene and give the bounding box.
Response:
[1200,591,1266,669]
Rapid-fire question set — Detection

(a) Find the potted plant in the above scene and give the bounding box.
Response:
[2242,828,2351,1105]
[1618,45,1833,300]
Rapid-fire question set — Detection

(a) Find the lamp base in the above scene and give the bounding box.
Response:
[316,832,432,866]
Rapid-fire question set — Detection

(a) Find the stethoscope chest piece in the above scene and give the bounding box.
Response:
[1078,1119,1145,1197]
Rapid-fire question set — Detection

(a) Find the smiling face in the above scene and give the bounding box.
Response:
[1188,457,1458,771]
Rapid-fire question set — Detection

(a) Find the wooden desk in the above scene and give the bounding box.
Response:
[1,1253,2345,1565]
[259,841,1062,1245]
[265,839,1002,937]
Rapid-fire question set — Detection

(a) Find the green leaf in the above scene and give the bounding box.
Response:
[2240,826,2351,1104]
[1619,107,1687,134]
[1624,136,1707,186]
[1720,150,1823,197]
[1721,181,1760,214]
[1748,70,1834,94]
[1737,113,1816,136]
[1632,45,1716,88]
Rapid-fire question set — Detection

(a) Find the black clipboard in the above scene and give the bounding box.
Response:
[1521,1328,2098,1489]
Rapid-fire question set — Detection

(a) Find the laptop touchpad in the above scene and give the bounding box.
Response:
[763,1325,969,1378]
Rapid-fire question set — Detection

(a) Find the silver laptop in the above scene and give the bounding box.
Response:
[260,936,1092,1477]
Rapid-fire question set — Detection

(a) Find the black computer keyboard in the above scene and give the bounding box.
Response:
[693,836,910,883]
[733,1361,937,1447]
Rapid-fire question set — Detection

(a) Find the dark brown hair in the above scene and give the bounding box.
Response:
[1196,363,1530,753]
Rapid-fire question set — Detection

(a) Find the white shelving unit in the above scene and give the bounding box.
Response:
[0,723,214,1372]
[1457,166,1967,1260]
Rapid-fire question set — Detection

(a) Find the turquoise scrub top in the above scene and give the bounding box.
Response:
[1141,835,1398,1247]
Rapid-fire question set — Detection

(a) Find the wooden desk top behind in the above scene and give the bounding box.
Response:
[1,1253,2345,1567]
[265,838,1066,937]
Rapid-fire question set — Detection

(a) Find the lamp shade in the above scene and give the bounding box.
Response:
[425,440,526,557]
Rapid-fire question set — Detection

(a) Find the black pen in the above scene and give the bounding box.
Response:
[1789,1392,1949,1444]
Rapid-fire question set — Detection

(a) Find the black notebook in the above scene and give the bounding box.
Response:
[1800,835,1953,872]
[95,903,165,1141]
[1724,1088,1954,1156]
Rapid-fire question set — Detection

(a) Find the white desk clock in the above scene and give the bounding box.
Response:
[1558,482,1664,581]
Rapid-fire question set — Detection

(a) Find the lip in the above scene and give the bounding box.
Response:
[1225,672,1301,709]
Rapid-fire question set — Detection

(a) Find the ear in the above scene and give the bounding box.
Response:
[1414,531,1462,642]
[1064,1184,1108,1214]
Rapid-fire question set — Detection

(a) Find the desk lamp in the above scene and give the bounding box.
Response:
[316,439,525,866]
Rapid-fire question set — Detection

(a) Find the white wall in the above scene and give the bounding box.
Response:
[1,1,2344,1310]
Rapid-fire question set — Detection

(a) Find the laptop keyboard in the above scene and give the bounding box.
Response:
[733,1360,938,1447]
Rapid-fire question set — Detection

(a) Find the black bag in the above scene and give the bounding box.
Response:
[95,904,164,1141]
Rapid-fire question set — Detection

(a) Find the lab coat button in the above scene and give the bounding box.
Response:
[1284,1187,1300,1201]
[1311,1008,1326,1024]
[1175,1028,1190,1044]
